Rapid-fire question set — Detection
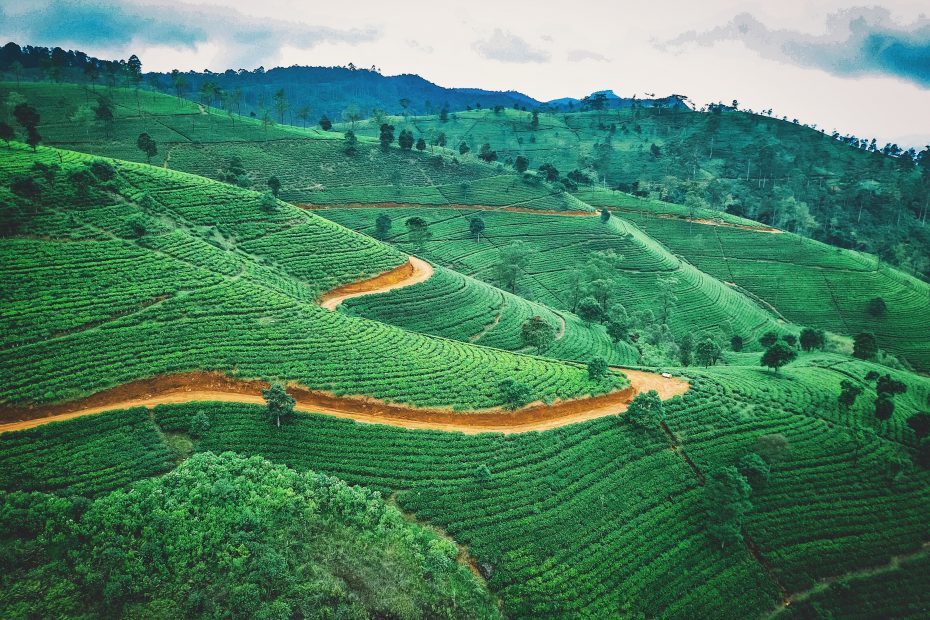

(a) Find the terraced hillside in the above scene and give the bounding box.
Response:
[0,144,626,411]
[318,205,787,348]
[340,105,930,279]
[579,188,930,370]
[3,354,928,618]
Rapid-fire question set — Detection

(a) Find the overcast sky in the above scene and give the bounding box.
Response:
[3,0,929,148]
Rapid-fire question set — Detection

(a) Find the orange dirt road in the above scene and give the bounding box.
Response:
[318,256,434,310]
[0,370,688,435]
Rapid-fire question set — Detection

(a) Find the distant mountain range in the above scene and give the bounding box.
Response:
[0,41,687,122]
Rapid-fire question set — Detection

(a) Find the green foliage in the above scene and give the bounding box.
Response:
[731,335,744,352]
[907,412,930,441]
[854,332,878,360]
[0,452,498,618]
[867,296,887,318]
[799,327,825,351]
[262,382,295,427]
[189,411,210,439]
[587,356,608,381]
[469,215,485,240]
[838,379,864,409]
[761,342,797,373]
[521,315,555,351]
[625,389,665,429]
[398,129,414,150]
[695,337,722,367]
[499,378,532,411]
[875,396,895,421]
[266,175,281,197]
[135,132,156,163]
[760,331,779,348]
[705,466,752,548]
[737,453,770,489]
[577,296,604,323]
[374,212,391,239]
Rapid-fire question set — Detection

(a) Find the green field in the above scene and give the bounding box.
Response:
[2,73,930,619]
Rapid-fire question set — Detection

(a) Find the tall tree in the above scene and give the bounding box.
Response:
[469,216,485,241]
[374,213,392,240]
[262,383,295,427]
[136,132,157,163]
[273,89,289,124]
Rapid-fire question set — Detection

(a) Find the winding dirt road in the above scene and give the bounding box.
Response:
[319,256,434,310]
[2,248,689,436]
[0,370,688,435]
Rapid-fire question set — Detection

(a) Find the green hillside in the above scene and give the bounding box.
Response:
[0,144,625,408]
[579,188,930,369]
[321,205,788,360]
[2,74,930,620]
[3,353,928,618]
[339,106,930,279]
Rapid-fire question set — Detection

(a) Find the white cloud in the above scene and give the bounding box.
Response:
[472,29,550,63]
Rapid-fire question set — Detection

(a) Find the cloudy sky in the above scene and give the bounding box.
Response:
[2,0,929,147]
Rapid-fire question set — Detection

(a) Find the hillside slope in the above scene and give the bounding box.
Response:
[0,144,624,410]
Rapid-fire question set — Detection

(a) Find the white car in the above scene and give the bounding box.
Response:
[661,372,672,378]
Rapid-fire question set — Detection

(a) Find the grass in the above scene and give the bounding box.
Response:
[0,144,625,408]
[322,206,787,346]
[2,355,928,618]
[580,188,930,369]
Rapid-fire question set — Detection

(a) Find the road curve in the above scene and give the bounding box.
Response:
[0,370,689,435]
[319,256,434,310]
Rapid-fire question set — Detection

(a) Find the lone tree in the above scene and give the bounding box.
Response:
[319,115,332,131]
[874,396,895,421]
[343,129,358,155]
[838,380,864,409]
[374,213,392,240]
[478,143,497,162]
[267,176,281,197]
[696,338,723,367]
[754,433,790,463]
[799,327,825,351]
[853,332,878,360]
[398,129,414,150]
[136,132,157,163]
[867,296,887,318]
[499,378,531,411]
[730,335,744,352]
[705,466,753,549]
[13,102,41,150]
[600,208,611,223]
[625,389,665,429]
[521,316,555,351]
[469,216,485,241]
[493,240,535,292]
[262,382,295,427]
[587,356,608,381]
[405,216,432,250]
[514,155,529,173]
[416,137,426,151]
[761,342,797,373]
[459,141,470,155]
[379,123,395,149]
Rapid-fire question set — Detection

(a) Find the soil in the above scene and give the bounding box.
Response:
[0,369,689,435]
[318,256,434,310]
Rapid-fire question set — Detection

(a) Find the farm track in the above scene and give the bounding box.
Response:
[0,370,689,435]
[318,256,434,310]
